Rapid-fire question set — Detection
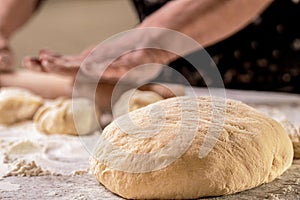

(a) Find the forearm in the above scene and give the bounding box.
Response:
[0,0,38,40]
[0,70,72,99]
[139,0,272,49]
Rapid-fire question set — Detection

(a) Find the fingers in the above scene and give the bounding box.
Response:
[86,51,163,84]
[22,57,43,72]
[39,48,61,59]
[0,48,14,72]
[81,51,143,83]
[40,57,80,75]
[23,49,81,76]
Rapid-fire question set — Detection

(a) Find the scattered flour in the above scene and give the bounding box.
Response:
[5,160,51,177]
[0,181,20,191]
[7,140,41,155]
[72,168,90,176]
[0,122,94,178]
[73,193,89,200]
[46,191,59,197]
[264,193,281,200]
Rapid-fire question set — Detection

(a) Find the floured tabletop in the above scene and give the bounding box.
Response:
[1,88,300,200]
[1,160,300,200]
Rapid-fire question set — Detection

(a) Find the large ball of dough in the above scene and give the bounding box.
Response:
[113,89,164,118]
[34,98,100,135]
[90,96,293,199]
[0,87,43,125]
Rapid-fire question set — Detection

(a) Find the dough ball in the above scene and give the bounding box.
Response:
[34,98,100,135]
[90,97,293,199]
[113,89,164,118]
[0,87,43,125]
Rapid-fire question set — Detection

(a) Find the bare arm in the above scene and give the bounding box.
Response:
[0,70,72,98]
[0,0,38,71]
[139,0,273,47]
[23,0,273,83]
[0,0,38,40]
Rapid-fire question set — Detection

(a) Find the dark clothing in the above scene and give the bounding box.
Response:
[132,0,300,93]
[132,0,170,21]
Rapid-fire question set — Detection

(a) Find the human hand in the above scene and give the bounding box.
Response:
[84,48,174,83]
[23,48,174,84]
[0,36,14,72]
[78,29,177,84]
[22,47,92,76]
[23,29,176,84]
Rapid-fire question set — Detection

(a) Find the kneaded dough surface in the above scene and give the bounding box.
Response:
[34,98,100,136]
[91,96,293,199]
[258,107,300,159]
[0,87,43,125]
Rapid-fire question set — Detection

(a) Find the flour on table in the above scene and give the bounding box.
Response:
[5,160,51,177]
[0,122,94,177]
[0,181,20,191]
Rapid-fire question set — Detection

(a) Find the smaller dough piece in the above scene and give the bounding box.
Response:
[34,98,100,136]
[0,87,43,125]
[113,89,164,118]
